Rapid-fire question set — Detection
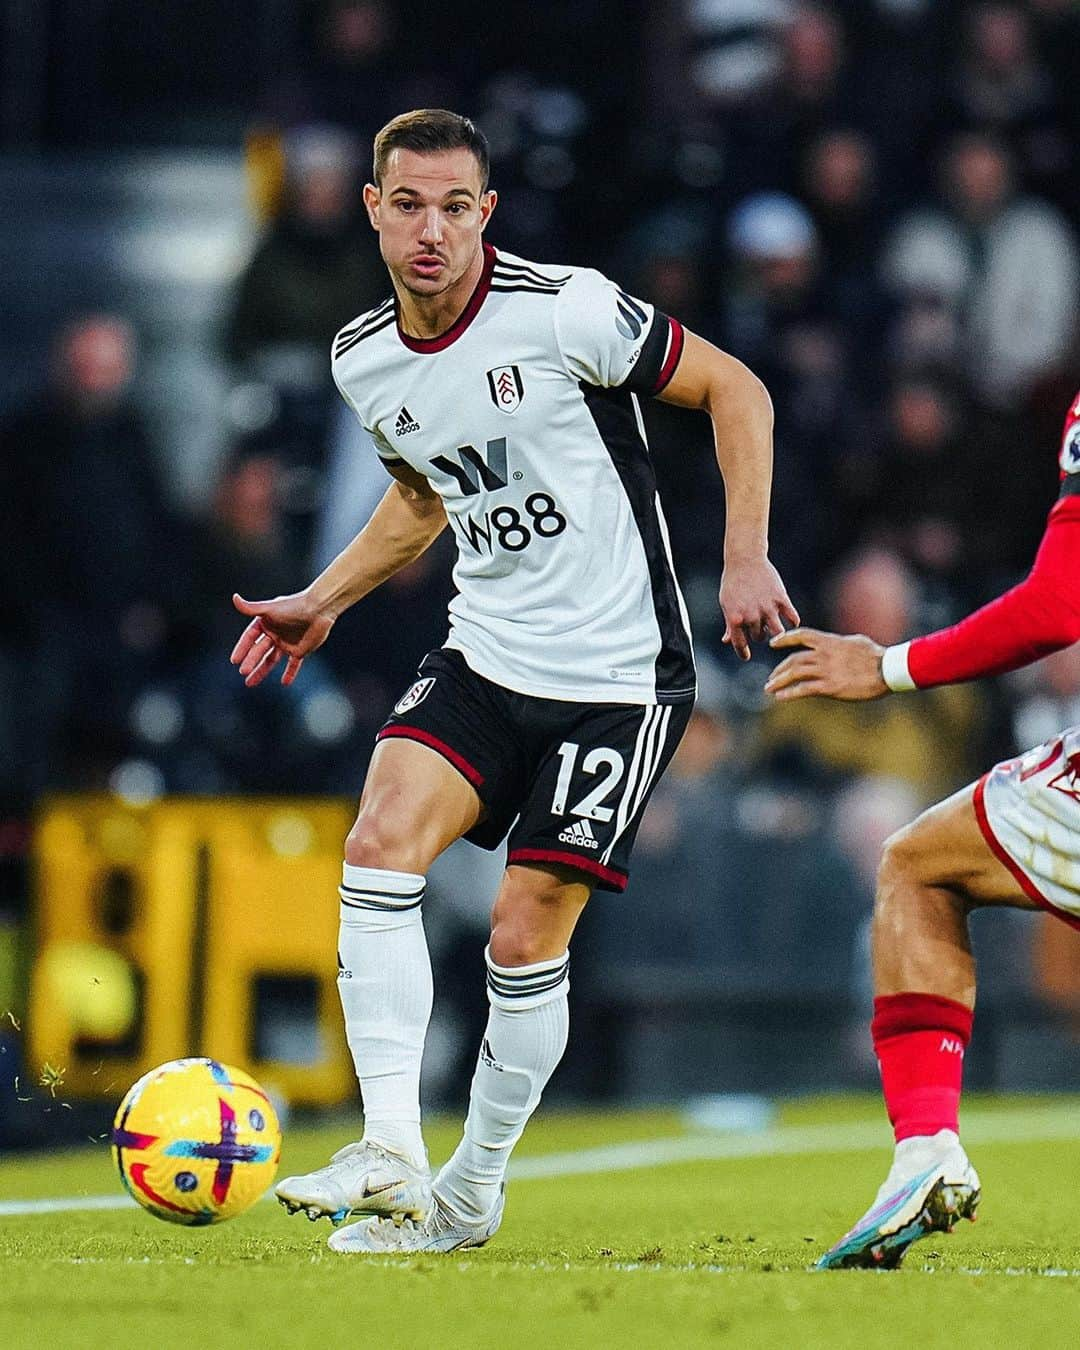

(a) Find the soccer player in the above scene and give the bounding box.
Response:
[765,391,1080,1268]
[230,110,798,1253]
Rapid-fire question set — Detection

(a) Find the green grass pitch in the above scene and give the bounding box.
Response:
[2,1095,1078,1349]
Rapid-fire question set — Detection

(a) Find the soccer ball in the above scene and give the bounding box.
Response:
[111,1058,281,1226]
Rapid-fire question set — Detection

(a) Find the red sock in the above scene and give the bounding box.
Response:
[871,993,973,1143]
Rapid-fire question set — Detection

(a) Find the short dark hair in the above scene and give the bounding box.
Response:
[373,109,490,191]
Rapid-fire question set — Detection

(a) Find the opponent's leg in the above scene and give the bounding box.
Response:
[277,738,482,1224]
[819,784,1039,1269]
[330,863,588,1253]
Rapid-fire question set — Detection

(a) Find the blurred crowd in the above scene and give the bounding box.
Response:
[3,0,1080,1050]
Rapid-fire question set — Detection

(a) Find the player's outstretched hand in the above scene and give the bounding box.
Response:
[764,628,888,701]
[230,592,336,688]
[718,557,801,661]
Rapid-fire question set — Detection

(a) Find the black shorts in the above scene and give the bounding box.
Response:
[377,648,692,892]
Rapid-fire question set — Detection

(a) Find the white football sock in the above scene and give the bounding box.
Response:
[875,1129,965,1205]
[337,863,432,1168]
[894,1129,960,1170]
[436,946,569,1220]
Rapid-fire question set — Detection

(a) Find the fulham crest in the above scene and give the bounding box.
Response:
[487,365,524,414]
[394,677,435,715]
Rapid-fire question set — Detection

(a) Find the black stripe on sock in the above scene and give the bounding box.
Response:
[485,958,569,983]
[339,892,423,912]
[340,884,424,902]
[487,971,568,998]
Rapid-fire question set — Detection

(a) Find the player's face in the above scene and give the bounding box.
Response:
[364,147,496,298]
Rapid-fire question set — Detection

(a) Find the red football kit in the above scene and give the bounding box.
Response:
[876,393,1080,1144]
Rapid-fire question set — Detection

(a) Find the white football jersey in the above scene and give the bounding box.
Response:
[331,244,695,706]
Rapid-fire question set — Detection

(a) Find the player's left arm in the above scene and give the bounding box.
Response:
[658,331,800,660]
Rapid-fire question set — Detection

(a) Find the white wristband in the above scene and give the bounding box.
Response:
[881,641,917,692]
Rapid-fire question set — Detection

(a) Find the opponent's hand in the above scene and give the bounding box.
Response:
[718,557,801,661]
[764,628,888,701]
[230,592,336,688]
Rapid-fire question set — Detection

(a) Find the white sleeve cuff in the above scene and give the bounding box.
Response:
[881,641,917,692]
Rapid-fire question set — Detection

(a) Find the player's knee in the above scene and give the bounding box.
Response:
[488,919,553,968]
[489,878,572,967]
[344,814,425,873]
[876,822,923,896]
[874,815,964,935]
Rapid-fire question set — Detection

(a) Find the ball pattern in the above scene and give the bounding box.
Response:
[111,1058,281,1225]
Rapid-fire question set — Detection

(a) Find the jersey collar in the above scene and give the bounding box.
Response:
[395,243,496,354]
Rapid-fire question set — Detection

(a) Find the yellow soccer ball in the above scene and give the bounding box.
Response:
[111,1058,281,1225]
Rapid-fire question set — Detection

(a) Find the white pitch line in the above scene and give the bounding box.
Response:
[0,1193,133,1216]
[509,1105,1080,1179]
[1,1105,1077,1219]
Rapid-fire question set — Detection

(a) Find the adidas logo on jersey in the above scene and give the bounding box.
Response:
[394,406,420,437]
[557,819,599,850]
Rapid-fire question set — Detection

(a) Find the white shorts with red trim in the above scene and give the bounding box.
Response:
[975,725,1080,928]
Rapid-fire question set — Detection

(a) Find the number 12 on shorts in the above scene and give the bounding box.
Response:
[551,742,626,822]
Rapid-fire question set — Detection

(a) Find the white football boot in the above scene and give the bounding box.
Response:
[817,1130,980,1270]
[275,1140,431,1225]
[327,1185,505,1254]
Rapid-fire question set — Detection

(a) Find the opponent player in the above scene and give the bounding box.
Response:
[765,391,1080,1268]
[230,110,797,1253]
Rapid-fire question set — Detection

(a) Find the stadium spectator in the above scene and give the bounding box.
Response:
[720,191,865,591]
[176,442,361,795]
[761,547,983,801]
[721,4,862,199]
[881,131,1079,408]
[800,129,884,296]
[833,375,982,595]
[225,124,384,384]
[0,316,182,796]
[262,2,469,144]
[944,4,1071,208]
[1008,641,1080,757]
[188,447,303,655]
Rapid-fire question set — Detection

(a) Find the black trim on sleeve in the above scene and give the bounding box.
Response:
[623,311,681,397]
[622,311,670,395]
[1060,474,1080,498]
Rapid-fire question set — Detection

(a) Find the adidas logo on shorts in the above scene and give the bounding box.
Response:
[557,819,599,850]
[394,405,420,437]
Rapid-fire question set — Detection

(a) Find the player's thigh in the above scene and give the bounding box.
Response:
[489,862,592,966]
[347,737,483,872]
[880,784,1040,910]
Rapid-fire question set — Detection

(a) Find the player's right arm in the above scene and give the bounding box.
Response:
[231,463,447,688]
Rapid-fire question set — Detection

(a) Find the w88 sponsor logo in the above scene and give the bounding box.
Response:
[433,436,568,554]
[459,493,567,555]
